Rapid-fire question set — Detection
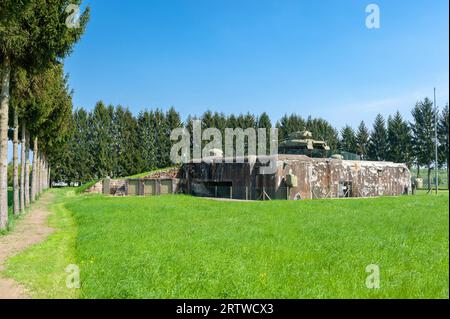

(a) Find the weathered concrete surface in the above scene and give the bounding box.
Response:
[182,155,411,200]
[84,179,126,195]
[85,156,411,200]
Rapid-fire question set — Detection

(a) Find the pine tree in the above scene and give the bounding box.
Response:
[114,106,139,177]
[213,112,227,131]
[202,110,215,129]
[438,104,449,188]
[340,125,357,154]
[411,98,436,188]
[387,111,413,166]
[276,115,288,142]
[137,110,157,172]
[288,114,306,134]
[355,121,370,160]
[257,112,272,130]
[213,112,227,148]
[72,108,93,182]
[164,107,182,166]
[154,109,169,168]
[226,114,238,129]
[90,101,114,178]
[277,114,306,142]
[239,113,256,129]
[257,112,272,155]
[305,117,339,153]
[201,110,215,149]
[368,114,388,161]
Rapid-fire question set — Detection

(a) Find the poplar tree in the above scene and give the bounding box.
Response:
[0,0,89,229]
[38,67,73,186]
[9,67,30,214]
[24,63,72,199]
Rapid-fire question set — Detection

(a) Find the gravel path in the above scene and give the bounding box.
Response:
[0,193,55,299]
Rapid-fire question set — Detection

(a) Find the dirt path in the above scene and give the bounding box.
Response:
[0,192,55,299]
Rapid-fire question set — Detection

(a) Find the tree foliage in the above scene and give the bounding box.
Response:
[368,114,388,161]
[387,111,413,167]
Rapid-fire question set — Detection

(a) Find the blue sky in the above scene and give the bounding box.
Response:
[66,0,449,128]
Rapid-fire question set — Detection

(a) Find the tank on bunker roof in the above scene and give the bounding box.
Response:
[279,130,331,158]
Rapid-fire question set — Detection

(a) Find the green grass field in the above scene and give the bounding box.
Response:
[3,189,449,299]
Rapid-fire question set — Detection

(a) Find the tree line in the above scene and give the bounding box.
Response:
[0,0,89,231]
[54,100,449,190]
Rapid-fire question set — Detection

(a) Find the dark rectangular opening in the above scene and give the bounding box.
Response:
[339,181,353,198]
[205,181,232,199]
[191,181,233,199]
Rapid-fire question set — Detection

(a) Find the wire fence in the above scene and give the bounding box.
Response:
[411,169,449,190]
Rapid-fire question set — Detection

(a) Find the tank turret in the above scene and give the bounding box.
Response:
[279,129,331,157]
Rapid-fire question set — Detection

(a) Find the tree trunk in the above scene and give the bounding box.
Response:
[31,137,38,202]
[46,159,49,189]
[45,160,48,189]
[38,151,41,195]
[37,151,41,196]
[48,164,51,189]
[13,110,19,215]
[20,122,26,212]
[25,134,30,207]
[0,56,11,231]
[42,156,45,190]
[44,157,48,190]
[41,154,45,191]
